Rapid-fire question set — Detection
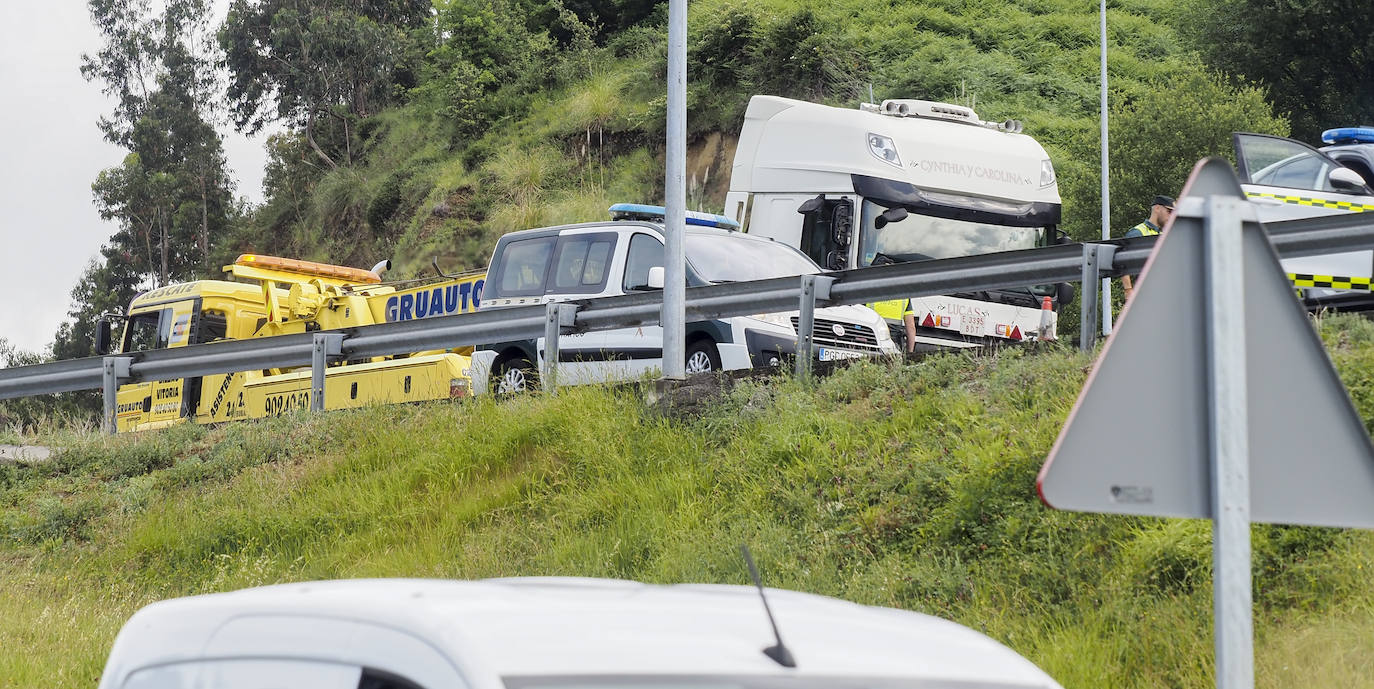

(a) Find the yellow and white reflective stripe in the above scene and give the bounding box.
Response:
[1288,273,1374,291]
[1246,191,1374,212]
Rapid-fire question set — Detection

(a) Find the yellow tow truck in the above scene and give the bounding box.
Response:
[95,254,486,433]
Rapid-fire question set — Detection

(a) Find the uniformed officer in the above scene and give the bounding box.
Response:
[867,255,917,354]
[1122,195,1174,298]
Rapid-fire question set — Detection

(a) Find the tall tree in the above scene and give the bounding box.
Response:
[60,0,234,364]
[1185,0,1374,142]
[220,0,430,169]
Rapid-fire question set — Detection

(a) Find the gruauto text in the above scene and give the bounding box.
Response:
[385,279,485,322]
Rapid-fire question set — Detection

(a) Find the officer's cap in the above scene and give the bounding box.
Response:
[1151,195,1175,209]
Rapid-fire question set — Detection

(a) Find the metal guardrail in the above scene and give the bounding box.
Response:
[2,208,1373,433]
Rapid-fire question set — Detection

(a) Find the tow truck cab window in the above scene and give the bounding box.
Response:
[195,310,229,345]
[122,310,168,353]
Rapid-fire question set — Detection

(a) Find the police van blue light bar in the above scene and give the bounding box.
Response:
[608,203,741,230]
[1322,127,1374,145]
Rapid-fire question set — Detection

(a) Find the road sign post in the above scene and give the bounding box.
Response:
[1039,158,1374,689]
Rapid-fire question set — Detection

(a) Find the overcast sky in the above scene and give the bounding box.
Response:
[0,2,270,355]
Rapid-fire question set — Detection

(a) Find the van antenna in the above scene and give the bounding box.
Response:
[739,545,797,668]
[432,257,455,279]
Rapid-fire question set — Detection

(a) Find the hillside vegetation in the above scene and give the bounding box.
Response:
[5,314,1374,688]
[26,0,1317,395]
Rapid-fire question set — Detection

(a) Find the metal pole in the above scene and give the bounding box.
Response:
[662,0,687,379]
[1099,0,1112,337]
[1204,197,1253,689]
[1080,244,1100,352]
[543,302,562,393]
[794,275,835,379]
[101,357,129,435]
[310,333,342,413]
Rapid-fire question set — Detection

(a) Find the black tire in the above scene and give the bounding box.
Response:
[684,339,722,375]
[492,356,538,395]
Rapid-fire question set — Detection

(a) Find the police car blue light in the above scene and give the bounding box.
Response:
[608,203,741,230]
[1321,127,1374,145]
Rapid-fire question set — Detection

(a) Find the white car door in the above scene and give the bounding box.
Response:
[1234,132,1374,294]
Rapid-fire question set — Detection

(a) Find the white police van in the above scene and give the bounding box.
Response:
[96,577,1067,689]
[1233,127,1374,308]
[471,204,897,394]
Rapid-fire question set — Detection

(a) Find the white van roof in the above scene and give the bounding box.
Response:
[99,577,1061,689]
[730,95,1061,205]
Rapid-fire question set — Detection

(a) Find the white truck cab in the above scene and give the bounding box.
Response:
[725,96,1071,349]
[97,577,1066,689]
[471,204,896,393]
[1233,129,1374,308]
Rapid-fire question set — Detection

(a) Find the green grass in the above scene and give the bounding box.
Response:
[5,316,1374,687]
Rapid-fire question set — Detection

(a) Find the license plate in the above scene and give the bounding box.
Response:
[818,347,864,362]
[960,314,986,336]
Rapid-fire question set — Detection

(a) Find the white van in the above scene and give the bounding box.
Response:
[471,204,896,394]
[725,96,1073,349]
[96,577,1066,689]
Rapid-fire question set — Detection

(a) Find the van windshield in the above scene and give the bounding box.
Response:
[856,199,1043,266]
[686,235,819,283]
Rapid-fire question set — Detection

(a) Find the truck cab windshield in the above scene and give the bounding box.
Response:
[856,199,1044,266]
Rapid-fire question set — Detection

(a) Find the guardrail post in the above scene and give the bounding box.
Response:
[101,356,133,435]
[1079,244,1116,352]
[1080,244,1101,352]
[796,274,837,379]
[542,303,579,393]
[311,333,344,413]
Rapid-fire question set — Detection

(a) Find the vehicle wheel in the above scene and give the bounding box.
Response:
[492,356,538,395]
[685,339,722,374]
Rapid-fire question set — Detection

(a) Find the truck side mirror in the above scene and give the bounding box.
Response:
[1054,229,1074,245]
[646,266,665,290]
[1056,282,1075,306]
[796,195,825,214]
[831,201,853,248]
[874,207,908,229]
[94,318,113,355]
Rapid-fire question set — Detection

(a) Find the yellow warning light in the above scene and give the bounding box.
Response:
[233,254,381,283]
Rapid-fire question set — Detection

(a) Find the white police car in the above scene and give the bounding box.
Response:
[1233,128,1374,307]
[96,577,1066,689]
[471,204,897,394]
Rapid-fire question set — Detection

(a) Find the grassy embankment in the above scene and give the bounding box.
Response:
[5,315,1374,688]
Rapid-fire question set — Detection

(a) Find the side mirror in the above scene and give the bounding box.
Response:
[646,266,665,290]
[94,318,113,355]
[1330,166,1367,191]
[1054,229,1074,245]
[874,207,909,229]
[1055,282,1075,306]
[796,195,825,214]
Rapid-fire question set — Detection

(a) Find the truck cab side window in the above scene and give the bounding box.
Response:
[123,311,166,352]
[623,233,664,291]
[195,310,229,345]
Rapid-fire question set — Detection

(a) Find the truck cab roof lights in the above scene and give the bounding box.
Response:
[608,203,741,230]
[1322,127,1374,145]
[232,254,382,284]
[860,98,1026,134]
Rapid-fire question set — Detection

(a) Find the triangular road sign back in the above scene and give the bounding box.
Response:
[1038,159,1374,528]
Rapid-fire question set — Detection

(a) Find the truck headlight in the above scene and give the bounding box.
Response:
[1040,158,1056,188]
[750,312,795,330]
[867,133,902,169]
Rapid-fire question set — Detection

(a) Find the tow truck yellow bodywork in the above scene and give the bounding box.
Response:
[109,255,485,433]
